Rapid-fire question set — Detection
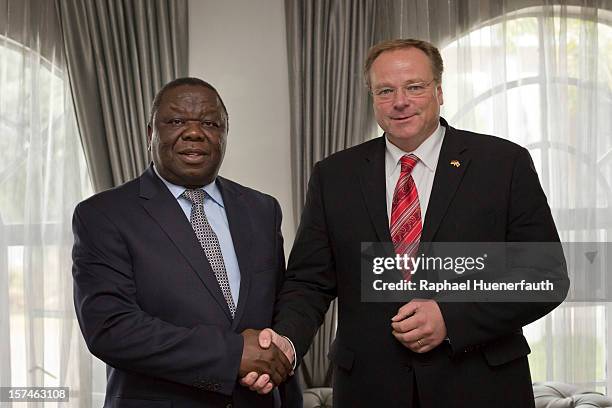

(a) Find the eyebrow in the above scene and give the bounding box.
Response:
[164,104,222,115]
[373,78,429,88]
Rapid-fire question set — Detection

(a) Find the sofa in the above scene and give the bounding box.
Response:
[303,382,612,408]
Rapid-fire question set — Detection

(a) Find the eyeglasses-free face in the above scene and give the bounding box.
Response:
[147,84,227,188]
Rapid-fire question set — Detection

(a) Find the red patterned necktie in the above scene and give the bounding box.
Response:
[390,154,422,280]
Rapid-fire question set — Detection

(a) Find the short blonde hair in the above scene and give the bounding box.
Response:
[364,39,444,89]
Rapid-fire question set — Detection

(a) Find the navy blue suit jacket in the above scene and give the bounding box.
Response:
[72,165,301,408]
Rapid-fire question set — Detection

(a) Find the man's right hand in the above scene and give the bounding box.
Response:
[240,328,295,394]
[239,329,293,387]
[258,328,295,366]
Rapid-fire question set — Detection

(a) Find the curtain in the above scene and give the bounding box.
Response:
[393,0,612,392]
[56,0,189,192]
[284,0,389,388]
[0,0,94,407]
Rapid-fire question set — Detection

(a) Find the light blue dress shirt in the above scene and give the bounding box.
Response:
[154,166,241,304]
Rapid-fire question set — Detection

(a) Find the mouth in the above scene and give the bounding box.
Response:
[391,113,418,122]
[178,149,208,164]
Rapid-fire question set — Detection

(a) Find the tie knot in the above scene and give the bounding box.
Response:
[182,189,206,206]
[400,154,419,173]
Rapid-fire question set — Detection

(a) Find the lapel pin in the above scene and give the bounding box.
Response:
[450,160,460,168]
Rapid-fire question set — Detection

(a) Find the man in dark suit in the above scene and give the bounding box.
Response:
[243,39,569,406]
[72,77,299,407]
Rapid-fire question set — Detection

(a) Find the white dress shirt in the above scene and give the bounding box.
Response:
[385,124,446,225]
[153,166,241,304]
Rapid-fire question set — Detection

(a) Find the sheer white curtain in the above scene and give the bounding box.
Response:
[0,0,95,406]
[440,4,612,392]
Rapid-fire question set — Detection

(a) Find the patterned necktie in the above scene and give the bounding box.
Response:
[182,189,236,318]
[390,154,422,280]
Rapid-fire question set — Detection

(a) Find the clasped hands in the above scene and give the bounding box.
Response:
[239,328,295,394]
[239,299,446,394]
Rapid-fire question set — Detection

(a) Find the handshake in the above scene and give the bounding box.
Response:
[239,328,295,394]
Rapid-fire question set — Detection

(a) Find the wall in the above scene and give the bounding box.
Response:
[188,0,295,251]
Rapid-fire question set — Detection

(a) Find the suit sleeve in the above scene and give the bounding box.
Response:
[273,163,337,360]
[273,198,287,295]
[269,197,304,408]
[437,147,570,354]
[72,201,243,395]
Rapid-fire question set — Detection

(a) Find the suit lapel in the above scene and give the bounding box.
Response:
[216,177,254,328]
[421,123,471,245]
[359,138,393,244]
[138,166,233,320]
[358,124,471,251]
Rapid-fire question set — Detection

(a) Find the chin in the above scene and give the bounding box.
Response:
[390,131,419,141]
[189,171,217,185]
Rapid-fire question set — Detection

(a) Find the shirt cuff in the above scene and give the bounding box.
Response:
[282,336,297,370]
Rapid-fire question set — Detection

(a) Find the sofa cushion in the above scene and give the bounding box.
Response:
[533,381,612,408]
[303,387,333,408]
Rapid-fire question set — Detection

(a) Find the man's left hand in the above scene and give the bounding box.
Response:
[391,299,447,353]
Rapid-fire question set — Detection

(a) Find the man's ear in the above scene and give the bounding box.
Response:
[436,83,444,106]
[147,124,153,151]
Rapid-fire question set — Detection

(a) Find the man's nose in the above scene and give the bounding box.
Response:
[181,120,205,140]
[392,89,411,109]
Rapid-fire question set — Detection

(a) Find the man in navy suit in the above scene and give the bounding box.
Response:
[243,39,568,407]
[72,77,299,407]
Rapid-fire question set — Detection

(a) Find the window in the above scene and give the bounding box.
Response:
[1,33,93,403]
[441,6,612,392]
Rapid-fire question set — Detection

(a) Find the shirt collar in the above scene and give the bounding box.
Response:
[153,164,225,208]
[385,123,445,174]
